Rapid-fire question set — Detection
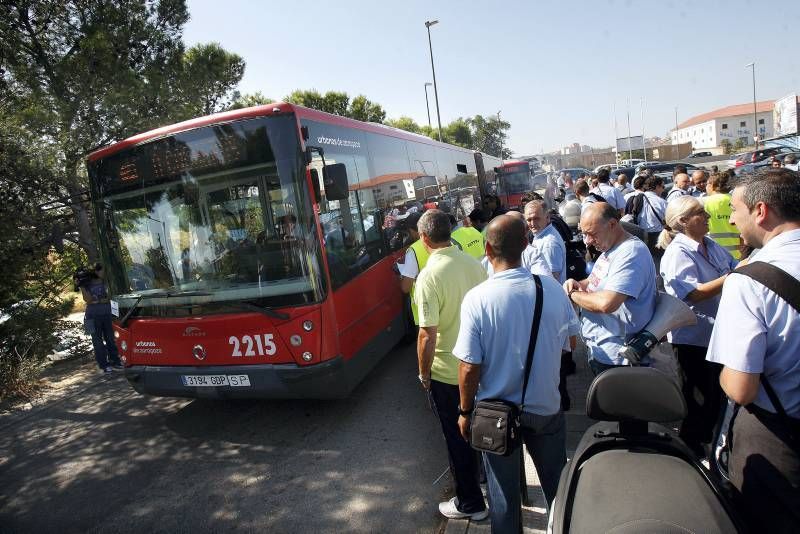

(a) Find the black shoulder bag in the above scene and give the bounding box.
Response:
[470,274,544,456]
[732,262,800,443]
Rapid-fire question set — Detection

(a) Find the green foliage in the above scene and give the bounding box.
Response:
[284,90,386,123]
[721,139,733,155]
[1,1,245,263]
[733,138,746,152]
[0,130,85,400]
[383,113,512,158]
[385,116,423,133]
[180,43,245,116]
[229,91,274,110]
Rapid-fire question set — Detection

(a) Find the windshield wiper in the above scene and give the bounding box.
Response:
[220,301,290,320]
[117,290,213,326]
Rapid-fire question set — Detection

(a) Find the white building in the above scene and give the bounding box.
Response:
[670,100,774,150]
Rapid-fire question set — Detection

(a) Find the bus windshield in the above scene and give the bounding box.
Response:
[498,168,531,194]
[88,114,325,314]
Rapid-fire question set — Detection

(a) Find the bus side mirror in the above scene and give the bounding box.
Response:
[310,168,322,202]
[323,163,349,201]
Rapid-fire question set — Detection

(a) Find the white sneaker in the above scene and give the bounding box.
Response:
[438,497,488,520]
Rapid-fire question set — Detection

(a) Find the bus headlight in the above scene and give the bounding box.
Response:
[121,340,128,351]
[302,351,313,362]
[114,331,120,339]
[302,320,314,332]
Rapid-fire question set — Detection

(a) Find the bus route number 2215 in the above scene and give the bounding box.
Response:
[229,334,277,357]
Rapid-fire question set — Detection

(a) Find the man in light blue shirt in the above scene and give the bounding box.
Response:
[591,167,626,214]
[455,214,579,533]
[639,176,667,255]
[565,203,657,375]
[525,199,566,283]
[706,169,800,532]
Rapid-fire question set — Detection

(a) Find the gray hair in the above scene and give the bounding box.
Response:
[417,209,451,244]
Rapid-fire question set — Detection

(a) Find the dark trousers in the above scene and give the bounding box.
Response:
[588,358,623,377]
[729,405,800,533]
[559,351,574,410]
[88,314,120,369]
[428,380,485,513]
[673,344,723,456]
[483,411,566,533]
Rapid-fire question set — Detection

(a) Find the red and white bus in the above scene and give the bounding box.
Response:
[87,102,500,399]
[493,160,532,210]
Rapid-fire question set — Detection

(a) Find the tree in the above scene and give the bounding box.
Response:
[1,1,244,262]
[180,43,245,116]
[442,118,473,149]
[385,116,422,133]
[229,91,274,110]
[734,138,746,152]
[469,114,512,158]
[284,90,386,123]
[720,139,732,155]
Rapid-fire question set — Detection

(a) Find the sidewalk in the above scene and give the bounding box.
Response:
[445,342,596,534]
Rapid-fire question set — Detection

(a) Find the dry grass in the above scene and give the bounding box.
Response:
[62,291,86,313]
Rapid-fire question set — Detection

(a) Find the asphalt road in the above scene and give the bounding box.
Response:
[0,342,451,533]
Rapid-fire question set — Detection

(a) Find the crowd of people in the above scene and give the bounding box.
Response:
[396,165,800,532]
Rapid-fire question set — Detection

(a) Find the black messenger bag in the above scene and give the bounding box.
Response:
[470,274,544,456]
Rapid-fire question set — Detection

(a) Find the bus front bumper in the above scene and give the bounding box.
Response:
[123,356,350,399]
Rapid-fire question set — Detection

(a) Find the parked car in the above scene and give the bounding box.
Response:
[610,166,636,181]
[686,151,712,158]
[731,146,796,168]
[737,151,800,174]
[634,161,701,191]
[593,163,623,174]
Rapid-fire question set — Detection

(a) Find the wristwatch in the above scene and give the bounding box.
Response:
[458,406,473,417]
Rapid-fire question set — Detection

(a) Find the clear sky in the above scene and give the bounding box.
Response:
[183,0,800,156]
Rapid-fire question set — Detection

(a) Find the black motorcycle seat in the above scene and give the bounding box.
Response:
[569,449,737,534]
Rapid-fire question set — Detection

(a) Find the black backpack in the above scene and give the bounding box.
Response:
[548,212,587,280]
[588,192,607,204]
[625,192,645,225]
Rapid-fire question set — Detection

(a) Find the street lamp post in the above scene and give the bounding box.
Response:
[423,83,433,129]
[497,110,503,161]
[424,20,443,142]
[745,62,758,149]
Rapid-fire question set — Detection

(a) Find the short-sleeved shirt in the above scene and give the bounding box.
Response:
[660,233,737,347]
[581,237,657,365]
[397,246,420,279]
[532,223,567,283]
[666,187,690,204]
[481,244,551,278]
[592,183,626,210]
[416,246,487,385]
[580,197,597,214]
[707,229,800,417]
[453,267,580,415]
[639,191,666,232]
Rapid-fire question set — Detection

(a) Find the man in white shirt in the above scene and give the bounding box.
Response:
[639,176,667,255]
[706,168,800,532]
[690,169,707,198]
[591,167,625,215]
[667,173,691,203]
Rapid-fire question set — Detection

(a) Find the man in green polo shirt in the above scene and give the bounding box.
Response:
[415,209,488,520]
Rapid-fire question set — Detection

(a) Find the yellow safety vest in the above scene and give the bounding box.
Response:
[450,226,485,260]
[408,239,430,325]
[704,193,741,259]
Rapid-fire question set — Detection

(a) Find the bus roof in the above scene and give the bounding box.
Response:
[87,102,483,162]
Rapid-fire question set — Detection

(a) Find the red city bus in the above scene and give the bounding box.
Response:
[493,160,532,210]
[86,102,497,399]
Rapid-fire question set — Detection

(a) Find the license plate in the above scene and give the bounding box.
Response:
[181,374,251,387]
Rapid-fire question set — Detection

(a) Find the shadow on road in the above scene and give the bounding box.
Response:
[0,344,448,533]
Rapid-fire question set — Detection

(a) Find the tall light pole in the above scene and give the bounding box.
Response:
[745,62,758,149]
[626,97,633,164]
[641,97,647,163]
[424,20,443,142]
[423,83,433,129]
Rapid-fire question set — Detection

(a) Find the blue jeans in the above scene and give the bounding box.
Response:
[483,411,566,533]
[428,380,486,514]
[87,313,120,369]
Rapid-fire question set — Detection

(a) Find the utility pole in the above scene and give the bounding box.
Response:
[425,20,443,142]
[746,62,758,149]
[423,83,432,129]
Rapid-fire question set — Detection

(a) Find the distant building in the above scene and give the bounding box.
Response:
[670,100,774,149]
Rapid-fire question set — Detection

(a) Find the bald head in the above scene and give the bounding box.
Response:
[691,169,707,194]
[579,202,624,252]
[674,173,690,191]
[485,214,528,264]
